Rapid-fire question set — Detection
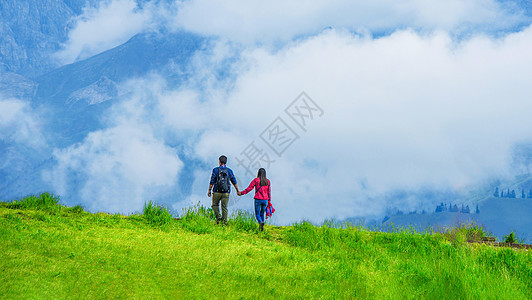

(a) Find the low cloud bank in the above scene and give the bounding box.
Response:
[48,122,182,213]
[46,25,532,224]
[180,27,532,224]
[44,1,532,223]
[0,98,44,148]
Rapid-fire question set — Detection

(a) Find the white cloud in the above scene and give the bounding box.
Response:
[47,10,532,224]
[45,74,207,213]
[55,0,155,64]
[180,25,532,224]
[0,98,43,147]
[49,121,182,213]
[174,0,526,43]
[53,0,528,64]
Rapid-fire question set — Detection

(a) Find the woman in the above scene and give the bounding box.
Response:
[238,168,271,231]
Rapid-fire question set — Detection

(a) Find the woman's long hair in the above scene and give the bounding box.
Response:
[257,168,268,186]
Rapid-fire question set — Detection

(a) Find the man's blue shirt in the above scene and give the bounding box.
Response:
[210,166,237,193]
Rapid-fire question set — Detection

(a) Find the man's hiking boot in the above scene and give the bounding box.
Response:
[259,223,264,231]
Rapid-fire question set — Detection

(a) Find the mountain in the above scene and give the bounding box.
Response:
[0,0,98,76]
[0,71,37,99]
[34,31,204,147]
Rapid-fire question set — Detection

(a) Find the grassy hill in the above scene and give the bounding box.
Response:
[1,194,531,299]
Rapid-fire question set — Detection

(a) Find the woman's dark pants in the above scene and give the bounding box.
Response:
[254,199,268,224]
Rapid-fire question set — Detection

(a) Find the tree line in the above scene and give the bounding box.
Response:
[493,187,532,198]
[434,202,479,214]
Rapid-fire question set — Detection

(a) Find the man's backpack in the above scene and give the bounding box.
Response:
[215,167,231,193]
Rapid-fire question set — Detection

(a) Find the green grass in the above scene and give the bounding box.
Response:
[5,192,60,211]
[1,194,531,299]
[143,200,173,227]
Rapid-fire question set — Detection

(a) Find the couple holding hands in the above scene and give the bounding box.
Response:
[208,155,273,231]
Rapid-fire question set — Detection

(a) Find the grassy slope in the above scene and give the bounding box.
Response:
[1,195,531,299]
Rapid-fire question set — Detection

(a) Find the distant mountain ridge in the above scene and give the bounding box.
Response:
[0,0,99,76]
[32,31,204,148]
[35,32,203,108]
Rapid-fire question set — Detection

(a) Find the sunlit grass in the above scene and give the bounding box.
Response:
[0,193,531,298]
[143,200,173,227]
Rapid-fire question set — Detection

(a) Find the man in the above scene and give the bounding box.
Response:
[208,155,239,225]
